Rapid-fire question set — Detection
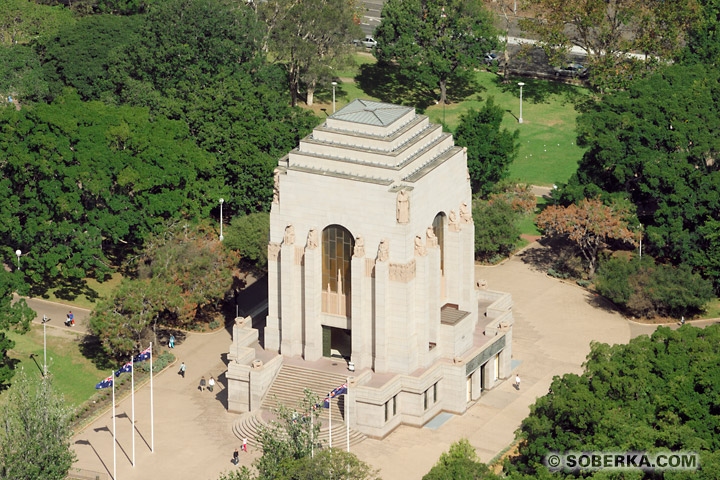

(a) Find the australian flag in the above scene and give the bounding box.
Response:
[322,383,348,407]
[114,361,132,377]
[133,346,151,363]
[95,375,114,389]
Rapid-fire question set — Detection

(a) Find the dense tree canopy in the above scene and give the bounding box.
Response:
[424,439,499,480]
[374,0,498,104]
[562,64,720,288]
[509,325,720,479]
[0,92,218,285]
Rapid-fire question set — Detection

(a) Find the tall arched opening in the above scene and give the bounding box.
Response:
[433,213,446,300]
[321,225,353,359]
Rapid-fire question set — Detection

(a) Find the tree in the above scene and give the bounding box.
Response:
[454,98,519,196]
[89,278,181,360]
[595,255,714,318]
[39,14,142,101]
[681,0,720,65]
[259,0,361,106]
[0,91,218,286]
[536,199,638,275]
[283,448,381,480]
[0,370,76,479]
[0,0,74,46]
[0,269,34,390]
[472,197,520,261]
[520,0,700,89]
[224,213,271,271]
[0,44,50,103]
[509,325,720,478]
[561,64,720,287]
[254,390,323,479]
[374,0,498,104]
[424,439,499,480]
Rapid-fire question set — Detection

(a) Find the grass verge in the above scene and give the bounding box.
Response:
[2,325,107,407]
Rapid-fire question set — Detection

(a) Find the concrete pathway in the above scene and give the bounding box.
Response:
[14,293,91,333]
[68,241,714,480]
[70,328,255,480]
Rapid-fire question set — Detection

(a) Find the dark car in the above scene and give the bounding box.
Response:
[554,63,588,78]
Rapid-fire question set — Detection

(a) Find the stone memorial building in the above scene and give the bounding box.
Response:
[227,99,514,439]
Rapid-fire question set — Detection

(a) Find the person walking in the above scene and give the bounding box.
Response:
[232,448,239,465]
[199,376,206,391]
[65,311,74,327]
[169,334,175,348]
[208,376,215,393]
[242,438,248,452]
[515,374,521,390]
[179,362,186,378]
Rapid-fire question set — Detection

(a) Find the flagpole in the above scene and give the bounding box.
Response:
[131,356,135,467]
[329,395,332,449]
[150,342,154,453]
[310,411,314,458]
[112,370,117,480]
[346,387,350,453]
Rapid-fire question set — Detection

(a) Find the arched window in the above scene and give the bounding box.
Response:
[322,225,353,316]
[432,213,445,273]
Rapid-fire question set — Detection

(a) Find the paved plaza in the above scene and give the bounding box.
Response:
[69,242,695,480]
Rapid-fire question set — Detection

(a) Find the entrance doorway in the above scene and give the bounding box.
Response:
[322,326,351,360]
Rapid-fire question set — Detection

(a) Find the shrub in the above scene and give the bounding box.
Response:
[472,198,520,261]
[209,319,221,330]
[224,212,270,271]
[595,256,714,318]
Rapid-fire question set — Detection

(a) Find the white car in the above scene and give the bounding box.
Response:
[354,36,377,49]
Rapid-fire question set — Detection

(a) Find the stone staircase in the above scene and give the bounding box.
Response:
[232,364,366,448]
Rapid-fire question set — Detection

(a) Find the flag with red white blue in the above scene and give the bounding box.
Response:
[133,346,151,362]
[322,383,348,407]
[95,375,114,389]
[114,361,133,377]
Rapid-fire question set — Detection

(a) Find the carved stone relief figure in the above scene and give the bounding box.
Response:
[460,202,472,224]
[284,225,295,245]
[414,235,426,256]
[273,168,281,204]
[306,229,318,249]
[448,210,460,232]
[268,242,281,261]
[377,239,389,262]
[426,227,438,248]
[353,235,365,257]
[396,190,410,224]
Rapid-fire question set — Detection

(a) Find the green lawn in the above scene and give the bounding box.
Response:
[2,326,107,407]
[320,54,589,187]
[516,197,550,237]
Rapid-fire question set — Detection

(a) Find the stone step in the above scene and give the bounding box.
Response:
[232,412,366,449]
[261,364,350,417]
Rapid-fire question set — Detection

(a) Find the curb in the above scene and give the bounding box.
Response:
[72,357,178,435]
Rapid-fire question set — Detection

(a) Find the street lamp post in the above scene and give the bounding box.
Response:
[331,81,337,113]
[42,315,47,377]
[219,198,224,242]
[14,249,21,270]
[517,82,525,124]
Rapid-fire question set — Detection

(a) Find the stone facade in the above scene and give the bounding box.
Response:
[228,99,514,438]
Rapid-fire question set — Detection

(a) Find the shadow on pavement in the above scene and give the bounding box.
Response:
[74,439,113,479]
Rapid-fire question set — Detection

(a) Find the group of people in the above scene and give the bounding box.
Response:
[64,311,75,327]
[231,439,248,465]
[198,375,216,392]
